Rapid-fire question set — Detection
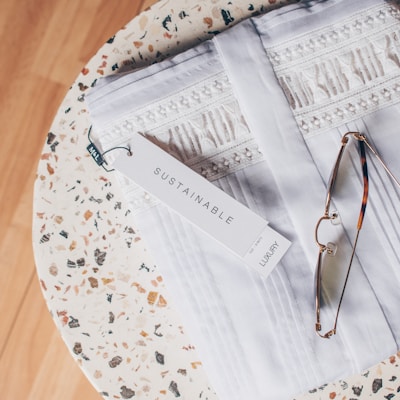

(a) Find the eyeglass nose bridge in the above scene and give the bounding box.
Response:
[316,327,336,339]
[314,213,339,253]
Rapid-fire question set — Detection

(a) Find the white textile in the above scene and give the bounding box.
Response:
[87,1,400,398]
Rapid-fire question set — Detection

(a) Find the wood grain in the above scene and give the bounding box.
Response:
[0,0,156,398]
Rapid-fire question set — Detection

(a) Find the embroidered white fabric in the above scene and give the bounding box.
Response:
[87,1,400,399]
[265,2,400,136]
[87,45,263,213]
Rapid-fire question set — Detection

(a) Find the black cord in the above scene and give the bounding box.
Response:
[87,125,132,172]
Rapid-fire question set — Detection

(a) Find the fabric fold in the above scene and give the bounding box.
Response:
[86,1,400,399]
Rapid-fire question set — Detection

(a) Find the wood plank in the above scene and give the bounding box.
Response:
[79,0,147,64]
[141,0,160,11]
[0,0,156,398]
[30,0,93,83]
[0,172,36,351]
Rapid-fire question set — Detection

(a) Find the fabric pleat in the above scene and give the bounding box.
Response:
[86,1,400,398]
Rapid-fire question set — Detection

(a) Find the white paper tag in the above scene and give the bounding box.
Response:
[111,133,291,278]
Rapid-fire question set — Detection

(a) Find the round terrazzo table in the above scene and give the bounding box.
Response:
[32,0,400,398]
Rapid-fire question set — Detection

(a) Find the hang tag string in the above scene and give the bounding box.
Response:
[87,125,132,172]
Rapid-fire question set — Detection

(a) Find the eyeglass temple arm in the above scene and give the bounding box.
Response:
[315,135,369,339]
[324,135,350,215]
[357,133,400,189]
[356,139,368,230]
[326,140,368,337]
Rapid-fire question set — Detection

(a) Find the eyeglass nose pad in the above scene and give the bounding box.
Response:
[326,242,337,256]
[330,211,341,225]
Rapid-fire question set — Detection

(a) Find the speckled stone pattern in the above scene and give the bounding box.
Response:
[32,0,400,399]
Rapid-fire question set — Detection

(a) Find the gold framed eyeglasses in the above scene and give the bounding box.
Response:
[314,131,400,339]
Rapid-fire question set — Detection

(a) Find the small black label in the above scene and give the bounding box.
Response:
[87,143,105,166]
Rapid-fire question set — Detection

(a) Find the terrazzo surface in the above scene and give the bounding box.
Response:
[33,0,400,398]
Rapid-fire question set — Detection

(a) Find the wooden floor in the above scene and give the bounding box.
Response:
[0,0,156,398]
